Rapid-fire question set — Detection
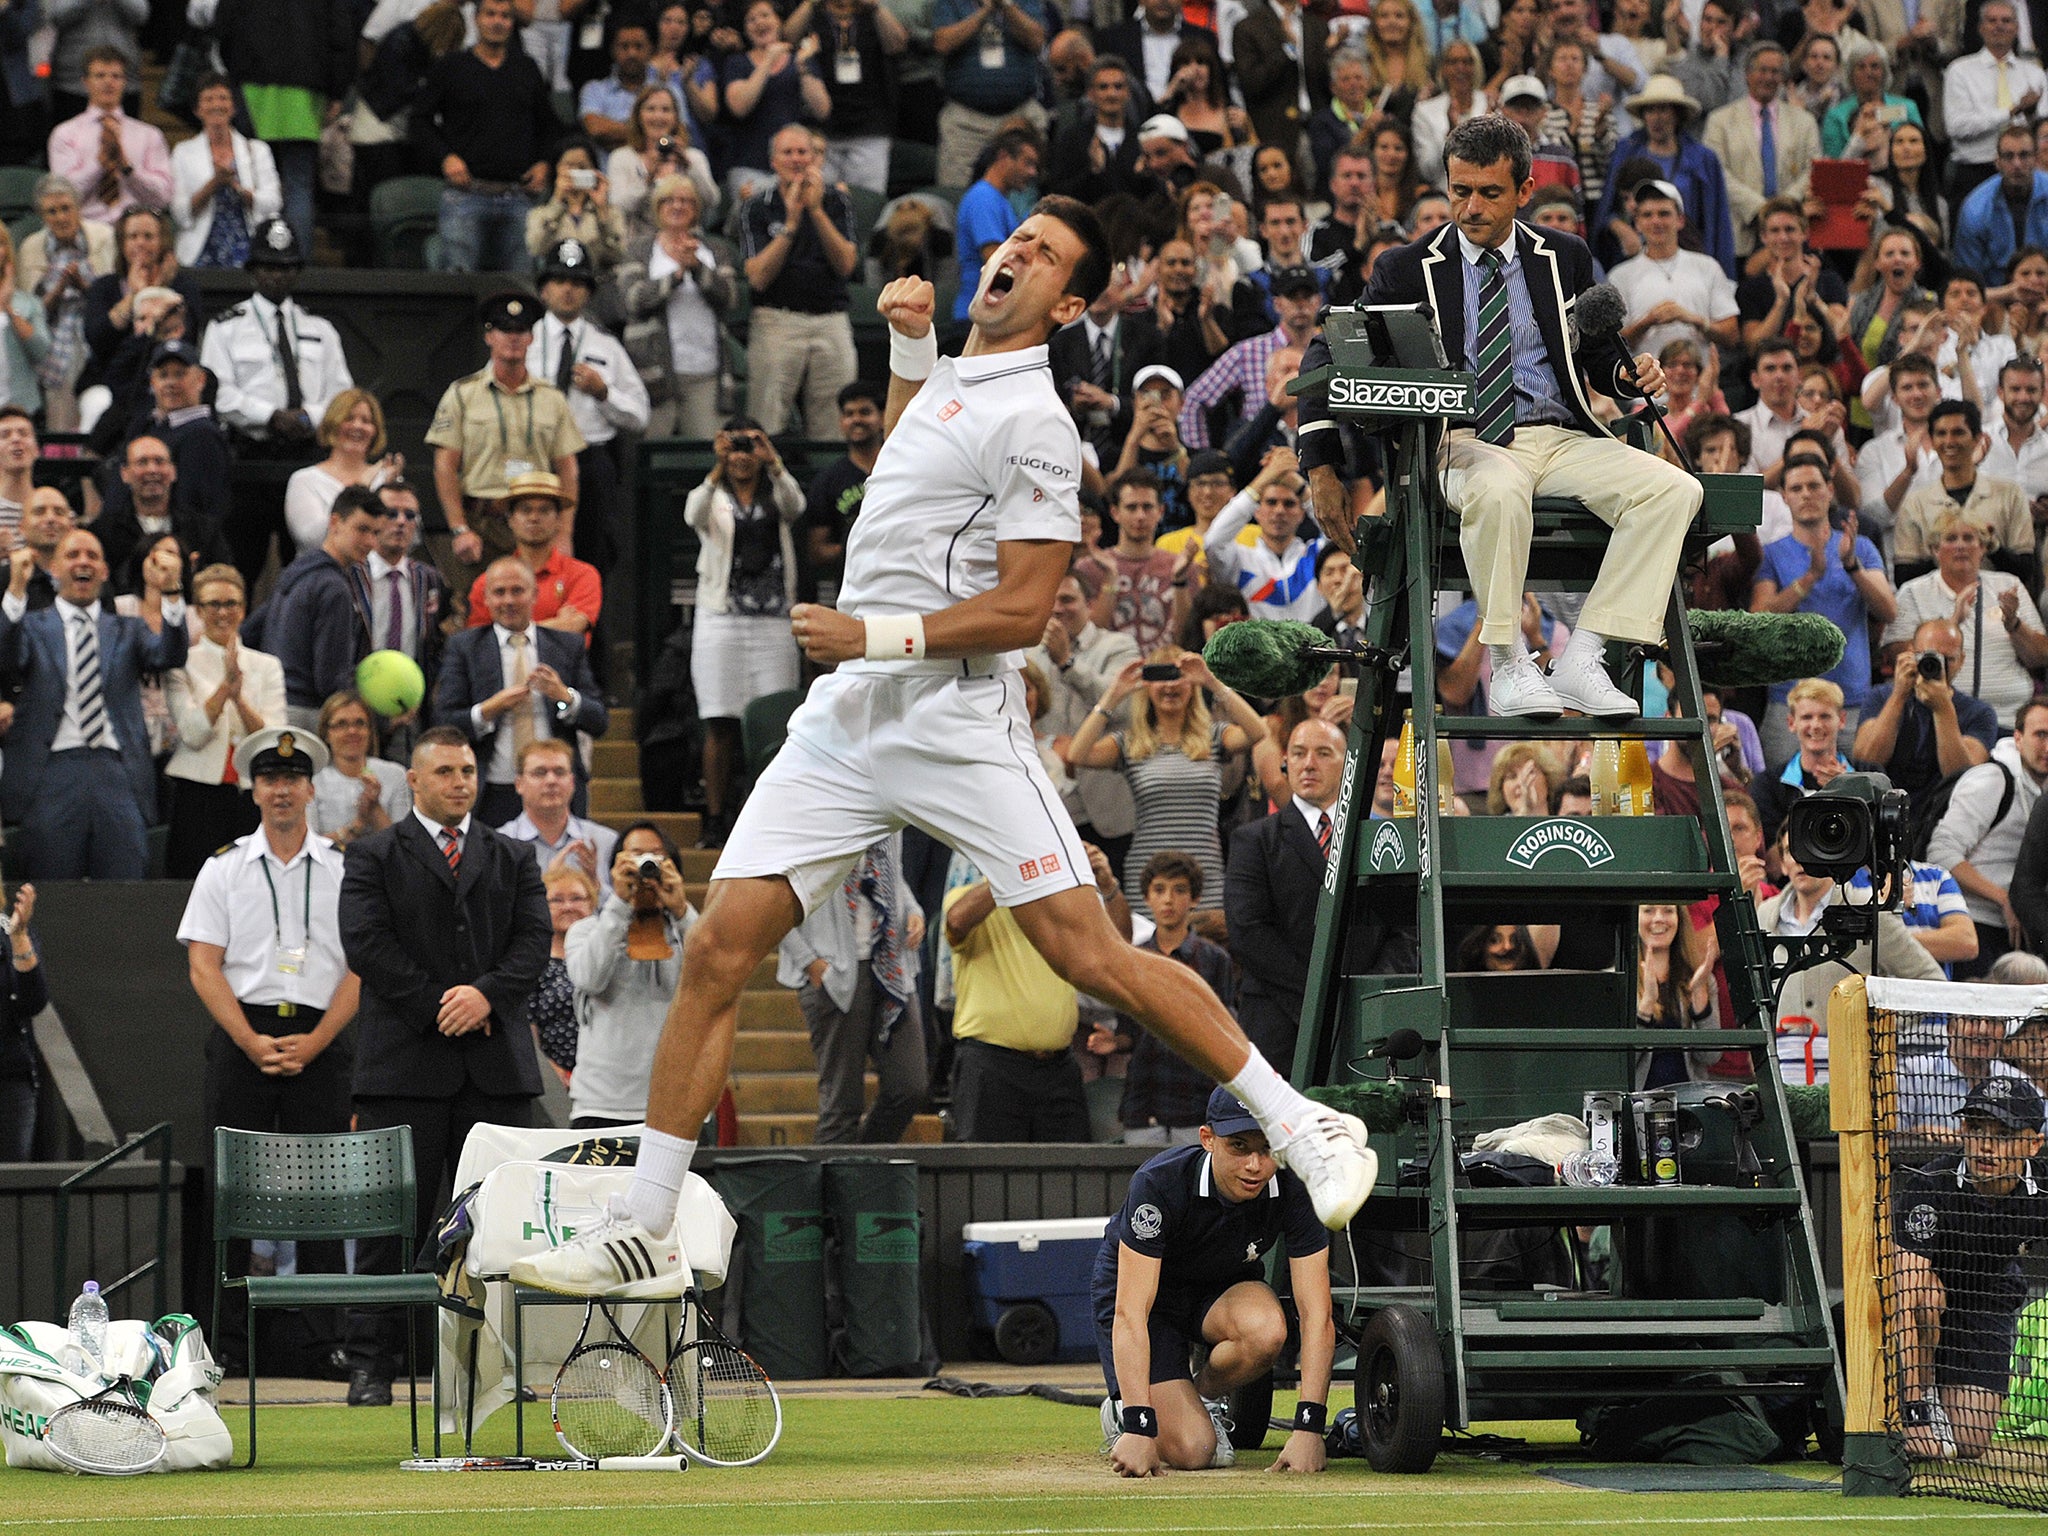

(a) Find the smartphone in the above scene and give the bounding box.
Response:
[1141,662,1182,682]
[570,168,598,190]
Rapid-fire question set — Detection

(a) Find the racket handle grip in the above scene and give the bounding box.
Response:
[596,1455,688,1472]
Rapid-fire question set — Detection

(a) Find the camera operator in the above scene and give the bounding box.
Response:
[1852,617,1997,815]
[562,820,699,1128]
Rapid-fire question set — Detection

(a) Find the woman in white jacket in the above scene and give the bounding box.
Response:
[170,75,283,269]
[683,417,802,846]
[164,564,288,877]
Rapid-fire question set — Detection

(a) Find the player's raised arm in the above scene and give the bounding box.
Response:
[879,276,937,434]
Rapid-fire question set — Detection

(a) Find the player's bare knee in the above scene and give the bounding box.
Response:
[681,914,762,994]
[1241,1310,1289,1368]
[1158,1423,1213,1471]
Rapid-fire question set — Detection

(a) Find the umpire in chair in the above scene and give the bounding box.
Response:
[1296,114,1701,722]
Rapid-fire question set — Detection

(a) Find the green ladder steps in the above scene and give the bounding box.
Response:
[1444,1028,1775,1049]
[1459,1346,1836,1373]
[1435,716,1710,740]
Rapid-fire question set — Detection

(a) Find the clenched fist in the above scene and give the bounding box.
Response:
[878,277,935,339]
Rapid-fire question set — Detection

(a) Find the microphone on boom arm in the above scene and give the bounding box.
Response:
[1571,282,1695,473]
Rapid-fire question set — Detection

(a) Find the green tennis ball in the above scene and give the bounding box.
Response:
[356,649,426,717]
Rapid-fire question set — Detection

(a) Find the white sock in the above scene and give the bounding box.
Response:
[1487,643,1521,673]
[1226,1046,1315,1137]
[1561,626,1608,668]
[625,1129,696,1233]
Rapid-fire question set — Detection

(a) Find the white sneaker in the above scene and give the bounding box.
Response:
[507,1197,684,1298]
[1201,1396,1237,1467]
[1547,653,1638,718]
[1269,1105,1378,1229]
[1488,654,1565,718]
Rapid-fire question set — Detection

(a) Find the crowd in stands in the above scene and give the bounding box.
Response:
[13,0,2048,1155]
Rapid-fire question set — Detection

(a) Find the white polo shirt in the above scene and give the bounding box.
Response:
[176,829,349,1010]
[838,346,1081,678]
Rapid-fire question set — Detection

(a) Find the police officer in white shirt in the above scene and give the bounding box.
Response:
[533,239,649,576]
[178,725,358,1324]
[200,220,354,450]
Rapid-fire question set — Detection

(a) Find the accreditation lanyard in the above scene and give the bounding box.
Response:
[258,853,315,974]
[490,382,541,474]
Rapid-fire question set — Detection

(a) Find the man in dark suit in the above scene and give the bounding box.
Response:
[0,528,188,878]
[1044,54,1150,204]
[346,479,451,762]
[1094,0,1218,129]
[1049,280,1167,463]
[337,725,551,1406]
[1298,115,1701,723]
[433,556,608,825]
[1231,0,1328,160]
[1224,717,1344,1068]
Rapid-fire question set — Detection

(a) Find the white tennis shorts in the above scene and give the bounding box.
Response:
[714,668,1093,914]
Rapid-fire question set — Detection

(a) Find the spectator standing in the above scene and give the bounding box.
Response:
[1116,850,1233,1145]
[1752,677,1851,841]
[1201,448,1328,623]
[1594,75,1736,277]
[170,75,283,270]
[1854,350,1942,536]
[284,390,401,558]
[256,484,387,731]
[1099,0,1215,116]
[1026,569,1141,870]
[0,407,32,540]
[1736,200,1848,354]
[1231,197,1324,334]
[608,86,719,238]
[427,291,586,574]
[80,208,201,400]
[347,482,450,752]
[578,13,659,150]
[1064,647,1265,917]
[498,736,618,900]
[777,832,926,1142]
[943,844,1126,1142]
[1852,617,1998,813]
[533,241,648,574]
[1307,140,1377,306]
[203,0,355,257]
[412,0,561,274]
[1048,265,1168,464]
[0,231,50,416]
[106,531,183,756]
[165,564,286,877]
[45,1,143,126]
[1046,55,1147,204]
[0,1,46,168]
[1886,512,2048,729]
[465,470,603,646]
[1892,400,2037,587]
[13,487,72,611]
[789,0,908,195]
[684,420,803,846]
[1955,124,2048,285]
[618,176,737,441]
[1226,716,1347,1068]
[0,528,187,879]
[0,884,44,1161]
[338,727,550,1406]
[1104,467,1189,655]
[18,175,114,432]
[310,690,413,849]
[1179,268,1319,449]
[1929,700,2048,976]
[803,381,884,602]
[1983,354,2048,519]
[1737,340,1836,481]
[434,557,607,826]
[177,726,354,1379]
[1700,42,1820,260]
[1233,0,1328,163]
[954,126,1041,323]
[524,144,629,276]
[91,430,226,588]
[930,0,1048,189]
[1411,40,1490,190]
[1112,365,1193,529]
[531,865,592,1087]
[739,125,860,439]
[1942,0,2045,208]
[723,0,833,199]
[1610,179,1740,359]
[565,823,700,1128]
[45,47,171,228]
[1751,454,1896,763]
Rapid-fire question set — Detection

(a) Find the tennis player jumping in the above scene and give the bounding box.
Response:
[515,196,1374,1299]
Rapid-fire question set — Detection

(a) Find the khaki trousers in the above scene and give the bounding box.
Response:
[746,308,857,439]
[1443,424,1702,646]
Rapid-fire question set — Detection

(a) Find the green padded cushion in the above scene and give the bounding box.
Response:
[239,1274,441,1307]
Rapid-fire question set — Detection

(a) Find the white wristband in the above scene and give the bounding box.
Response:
[863,613,926,661]
[889,326,939,381]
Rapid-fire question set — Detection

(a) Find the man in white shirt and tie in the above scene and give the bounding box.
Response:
[0,529,188,878]
[533,240,649,577]
[497,736,618,899]
[348,480,450,762]
[1943,0,2046,203]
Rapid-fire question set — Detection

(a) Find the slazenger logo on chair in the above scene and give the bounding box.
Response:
[1504,820,1617,869]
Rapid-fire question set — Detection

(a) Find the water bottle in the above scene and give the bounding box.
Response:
[68,1280,108,1367]
[1558,1150,1620,1188]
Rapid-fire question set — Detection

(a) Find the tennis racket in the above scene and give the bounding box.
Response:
[402,1455,686,1472]
[664,1287,782,1467]
[44,1379,167,1477]
[551,1301,675,1462]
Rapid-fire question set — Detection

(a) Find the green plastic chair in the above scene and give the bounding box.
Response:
[741,688,804,779]
[0,166,42,226]
[212,1126,443,1465]
[368,176,447,270]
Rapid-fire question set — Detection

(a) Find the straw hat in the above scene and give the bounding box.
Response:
[1625,74,1702,120]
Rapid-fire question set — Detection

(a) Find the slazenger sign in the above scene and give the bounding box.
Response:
[1321,749,1359,895]
[1504,819,1617,869]
[1329,376,1475,416]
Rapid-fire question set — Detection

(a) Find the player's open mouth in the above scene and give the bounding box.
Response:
[987,262,1018,301]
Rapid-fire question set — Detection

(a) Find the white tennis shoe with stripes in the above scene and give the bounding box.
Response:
[1268,1105,1377,1230]
[509,1197,684,1298]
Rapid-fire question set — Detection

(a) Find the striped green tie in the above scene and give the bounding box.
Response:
[1472,248,1515,446]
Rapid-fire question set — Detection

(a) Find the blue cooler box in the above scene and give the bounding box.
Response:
[961,1216,1111,1365]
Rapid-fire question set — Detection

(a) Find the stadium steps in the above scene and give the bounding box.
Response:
[738,1112,945,1147]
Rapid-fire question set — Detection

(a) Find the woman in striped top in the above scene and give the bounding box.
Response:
[1063,646,1266,918]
